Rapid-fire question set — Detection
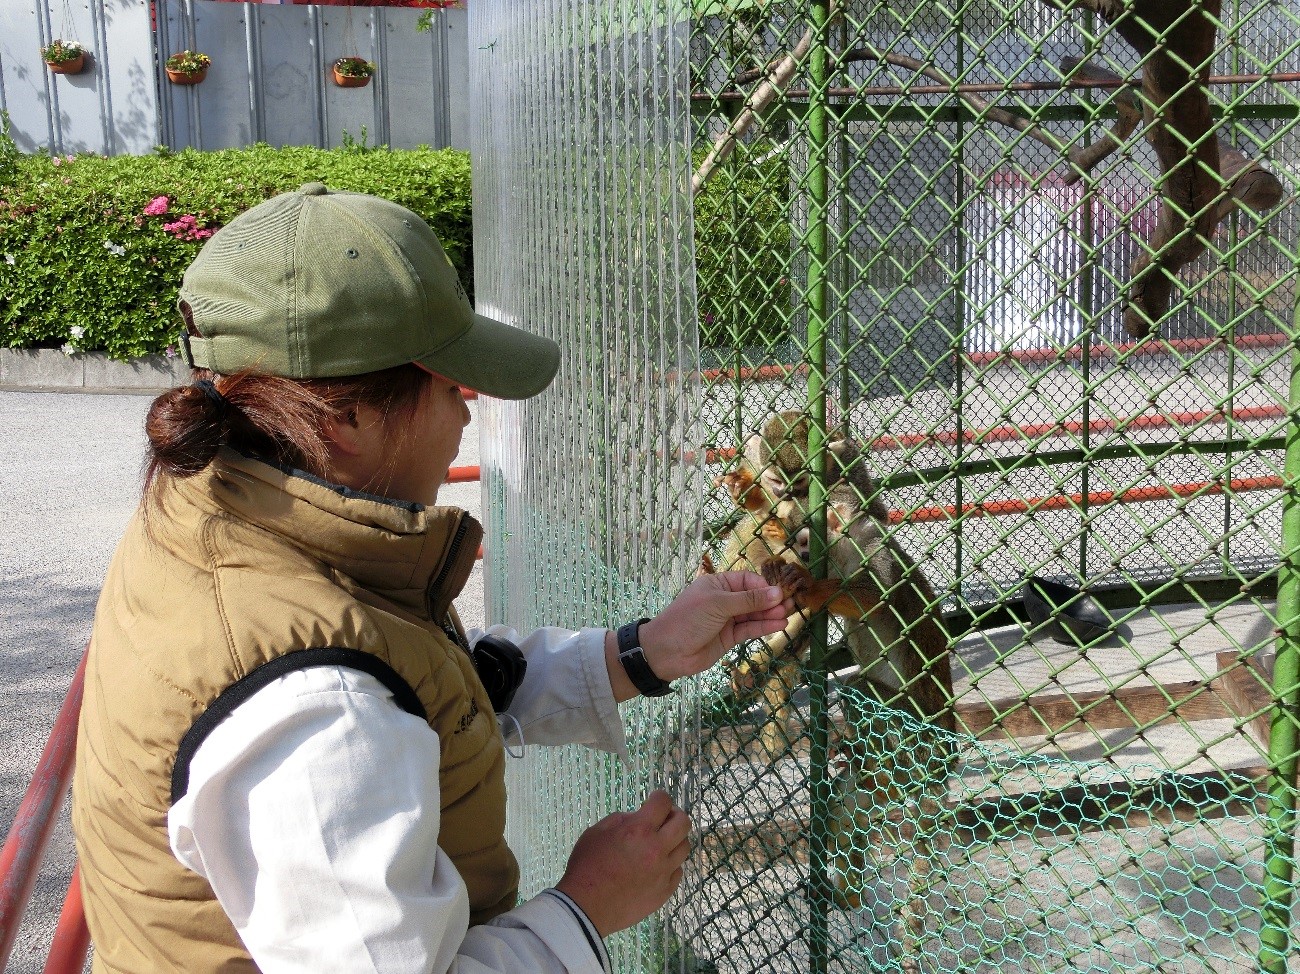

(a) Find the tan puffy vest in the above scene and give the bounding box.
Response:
[72,450,518,973]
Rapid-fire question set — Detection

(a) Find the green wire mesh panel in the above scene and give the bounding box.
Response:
[475,0,1300,971]
[689,0,1300,971]
[470,1,704,968]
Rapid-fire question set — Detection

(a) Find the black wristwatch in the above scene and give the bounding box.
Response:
[615,618,674,697]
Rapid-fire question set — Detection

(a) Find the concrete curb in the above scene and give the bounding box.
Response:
[0,348,188,394]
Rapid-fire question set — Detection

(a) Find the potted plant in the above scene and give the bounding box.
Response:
[165,50,211,85]
[331,57,376,88]
[41,40,86,75]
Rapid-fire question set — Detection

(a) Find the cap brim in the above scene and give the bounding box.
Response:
[417,313,560,400]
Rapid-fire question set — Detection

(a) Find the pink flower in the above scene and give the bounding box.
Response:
[143,195,170,217]
[51,157,61,167]
[65,155,75,163]
[163,213,215,242]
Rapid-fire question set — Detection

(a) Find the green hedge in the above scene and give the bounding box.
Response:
[0,132,472,360]
[0,120,794,360]
[693,143,793,351]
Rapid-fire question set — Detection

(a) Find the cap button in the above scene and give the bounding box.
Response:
[298,182,329,196]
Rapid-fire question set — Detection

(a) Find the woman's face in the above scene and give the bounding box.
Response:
[377,373,471,506]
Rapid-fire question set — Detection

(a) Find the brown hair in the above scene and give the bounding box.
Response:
[143,363,432,496]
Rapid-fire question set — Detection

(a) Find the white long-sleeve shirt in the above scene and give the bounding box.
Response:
[168,624,627,973]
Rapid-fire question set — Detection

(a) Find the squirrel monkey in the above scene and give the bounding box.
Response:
[706,463,807,756]
[716,411,905,755]
[765,481,954,734]
[763,482,955,964]
[709,410,875,755]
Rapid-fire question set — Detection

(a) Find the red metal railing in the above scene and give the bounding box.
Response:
[0,650,89,974]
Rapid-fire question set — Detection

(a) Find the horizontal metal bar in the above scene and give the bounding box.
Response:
[691,99,1300,123]
[697,71,1300,102]
[888,438,1288,493]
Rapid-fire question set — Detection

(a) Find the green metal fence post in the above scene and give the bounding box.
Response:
[804,2,832,972]
[1259,325,1300,972]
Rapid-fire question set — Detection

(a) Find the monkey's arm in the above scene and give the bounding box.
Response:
[761,559,881,619]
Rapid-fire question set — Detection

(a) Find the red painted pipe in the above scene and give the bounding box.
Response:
[704,403,1286,463]
[41,864,90,974]
[0,649,87,971]
[446,465,480,484]
[696,331,1288,382]
[896,475,1283,524]
[966,331,1289,367]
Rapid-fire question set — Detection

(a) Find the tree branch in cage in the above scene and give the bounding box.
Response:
[1043,0,1224,336]
[833,46,1069,158]
[1058,58,1283,236]
[1056,56,1144,183]
[691,22,817,196]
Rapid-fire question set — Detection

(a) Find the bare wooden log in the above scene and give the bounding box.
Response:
[1214,143,1286,223]
[691,19,820,196]
[836,46,1067,157]
[1058,56,1143,184]
[1058,57,1283,224]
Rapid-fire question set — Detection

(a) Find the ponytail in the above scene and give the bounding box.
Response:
[143,364,431,495]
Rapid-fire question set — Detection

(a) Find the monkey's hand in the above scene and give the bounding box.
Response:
[761,559,840,614]
[716,468,776,514]
[761,559,881,619]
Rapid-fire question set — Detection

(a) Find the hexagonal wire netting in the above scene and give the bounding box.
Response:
[471,1,1300,972]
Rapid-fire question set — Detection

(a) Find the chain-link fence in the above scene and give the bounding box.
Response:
[473,0,1300,971]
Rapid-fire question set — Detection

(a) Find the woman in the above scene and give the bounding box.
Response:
[71,183,792,973]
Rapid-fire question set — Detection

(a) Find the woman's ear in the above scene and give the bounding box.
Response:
[322,406,372,458]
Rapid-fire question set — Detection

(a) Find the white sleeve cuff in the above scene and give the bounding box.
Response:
[481,889,610,973]
[573,627,630,761]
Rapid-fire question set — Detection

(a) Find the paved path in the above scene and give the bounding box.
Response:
[0,389,485,972]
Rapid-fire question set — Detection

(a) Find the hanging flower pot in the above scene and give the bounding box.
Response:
[41,40,86,75]
[331,57,375,88]
[165,50,210,85]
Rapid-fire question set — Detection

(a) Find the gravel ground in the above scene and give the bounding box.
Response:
[0,388,485,972]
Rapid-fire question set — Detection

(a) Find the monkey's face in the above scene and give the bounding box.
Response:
[759,464,810,503]
[774,498,812,562]
[775,499,857,563]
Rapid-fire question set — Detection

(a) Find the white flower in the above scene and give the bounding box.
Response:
[3,254,13,265]
[61,343,76,356]
[69,325,85,339]
[103,240,126,257]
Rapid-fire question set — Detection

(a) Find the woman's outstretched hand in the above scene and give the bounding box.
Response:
[643,570,794,679]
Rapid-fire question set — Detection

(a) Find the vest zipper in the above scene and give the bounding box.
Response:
[433,513,471,594]
[430,513,472,647]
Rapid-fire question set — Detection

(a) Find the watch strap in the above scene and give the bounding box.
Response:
[616,618,673,697]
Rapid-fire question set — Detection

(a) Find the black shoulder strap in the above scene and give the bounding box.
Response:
[171,647,427,806]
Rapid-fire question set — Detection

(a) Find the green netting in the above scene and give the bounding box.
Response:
[472,0,1300,970]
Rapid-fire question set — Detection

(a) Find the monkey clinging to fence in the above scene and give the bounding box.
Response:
[709,410,879,756]
[762,479,956,967]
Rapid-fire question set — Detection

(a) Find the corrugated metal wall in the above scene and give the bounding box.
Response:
[154,0,468,151]
[0,0,158,156]
[0,0,468,156]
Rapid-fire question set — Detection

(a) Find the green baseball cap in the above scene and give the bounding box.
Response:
[177,182,559,399]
